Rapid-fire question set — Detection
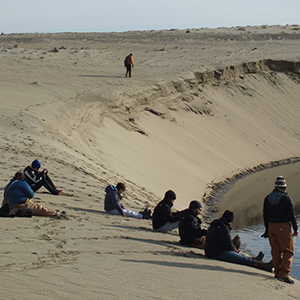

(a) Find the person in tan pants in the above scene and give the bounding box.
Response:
[262,176,298,284]
[3,171,65,218]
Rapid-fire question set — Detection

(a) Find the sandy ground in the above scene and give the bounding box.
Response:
[1,24,300,299]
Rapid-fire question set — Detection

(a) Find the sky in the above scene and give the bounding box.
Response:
[1,0,300,34]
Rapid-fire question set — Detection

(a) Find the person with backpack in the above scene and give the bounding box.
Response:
[124,53,134,77]
[104,182,151,219]
[24,159,63,195]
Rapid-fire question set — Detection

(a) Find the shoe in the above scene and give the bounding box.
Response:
[141,208,152,219]
[276,277,294,284]
[61,211,66,217]
[56,189,63,195]
[254,251,264,261]
[264,260,273,273]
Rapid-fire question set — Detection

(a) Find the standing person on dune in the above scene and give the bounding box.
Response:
[124,53,134,77]
[262,176,299,284]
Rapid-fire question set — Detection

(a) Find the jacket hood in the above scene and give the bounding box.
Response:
[268,189,285,205]
[105,185,117,193]
[210,218,231,230]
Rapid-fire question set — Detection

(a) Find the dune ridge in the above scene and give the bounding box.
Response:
[1,26,300,299]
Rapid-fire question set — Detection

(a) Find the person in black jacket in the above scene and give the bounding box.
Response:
[179,200,207,248]
[152,190,188,233]
[24,159,62,195]
[262,176,299,284]
[205,210,272,272]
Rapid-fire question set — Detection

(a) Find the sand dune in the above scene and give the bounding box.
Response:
[1,25,300,299]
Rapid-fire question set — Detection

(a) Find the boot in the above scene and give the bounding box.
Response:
[253,251,264,261]
[251,259,273,273]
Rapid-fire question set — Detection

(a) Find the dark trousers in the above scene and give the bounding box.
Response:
[125,64,132,77]
[31,174,58,195]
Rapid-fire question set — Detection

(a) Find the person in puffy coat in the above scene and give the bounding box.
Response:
[152,190,188,233]
[262,176,299,284]
[179,200,207,248]
[205,210,272,272]
[3,171,64,217]
[104,182,151,219]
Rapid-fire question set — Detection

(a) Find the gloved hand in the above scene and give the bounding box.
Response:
[261,231,268,238]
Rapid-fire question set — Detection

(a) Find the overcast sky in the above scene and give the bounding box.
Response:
[1,0,300,34]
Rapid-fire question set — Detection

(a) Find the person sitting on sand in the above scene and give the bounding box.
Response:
[104,182,151,219]
[24,159,63,195]
[205,210,272,272]
[152,190,189,233]
[3,171,65,217]
[179,200,207,248]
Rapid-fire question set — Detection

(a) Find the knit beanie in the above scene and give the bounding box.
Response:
[222,210,234,223]
[189,200,202,210]
[274,176,287,188]
[164,190,176,201]
[31,159,41,169]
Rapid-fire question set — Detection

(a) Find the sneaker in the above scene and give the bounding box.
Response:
[56,189,63,195]
[141,208,152,219]
[60,211,66,217]
[254,251,264,261]
[276,277,294,284]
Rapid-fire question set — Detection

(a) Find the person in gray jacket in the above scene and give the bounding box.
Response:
[104,182,151,219]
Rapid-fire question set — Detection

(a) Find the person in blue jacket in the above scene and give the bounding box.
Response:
[3,171,65,217]
[104,182,151,219]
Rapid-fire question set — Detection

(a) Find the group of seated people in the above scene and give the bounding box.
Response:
[104,182,273,272]
[3,164,272,272]
[1,159,65,218]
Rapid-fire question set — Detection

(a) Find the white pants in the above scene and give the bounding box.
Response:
[106,209,143,219]
[155,221,180,233]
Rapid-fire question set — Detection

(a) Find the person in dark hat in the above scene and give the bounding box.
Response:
[152,190,189,233]
[205,210,272,272]
[262,176,299,284]
[179,200,207,248]
[23,159,62,195]
[104,182,151,219]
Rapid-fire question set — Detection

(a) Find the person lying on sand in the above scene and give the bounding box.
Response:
[24,159,63,195]
[104,182,151,219]
[152,190,189,233]
[179,200,207,249]
[205,210,272,272]
[3,171,65,217]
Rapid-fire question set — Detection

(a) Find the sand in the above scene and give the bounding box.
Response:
[1,25,300,299]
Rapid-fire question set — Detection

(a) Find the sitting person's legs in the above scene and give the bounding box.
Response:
[215,250,252,266]
[156,221,180,233]
[14,199,61,217]
[106,208,143,219]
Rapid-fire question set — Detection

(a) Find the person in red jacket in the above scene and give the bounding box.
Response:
[124,53,134,77]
